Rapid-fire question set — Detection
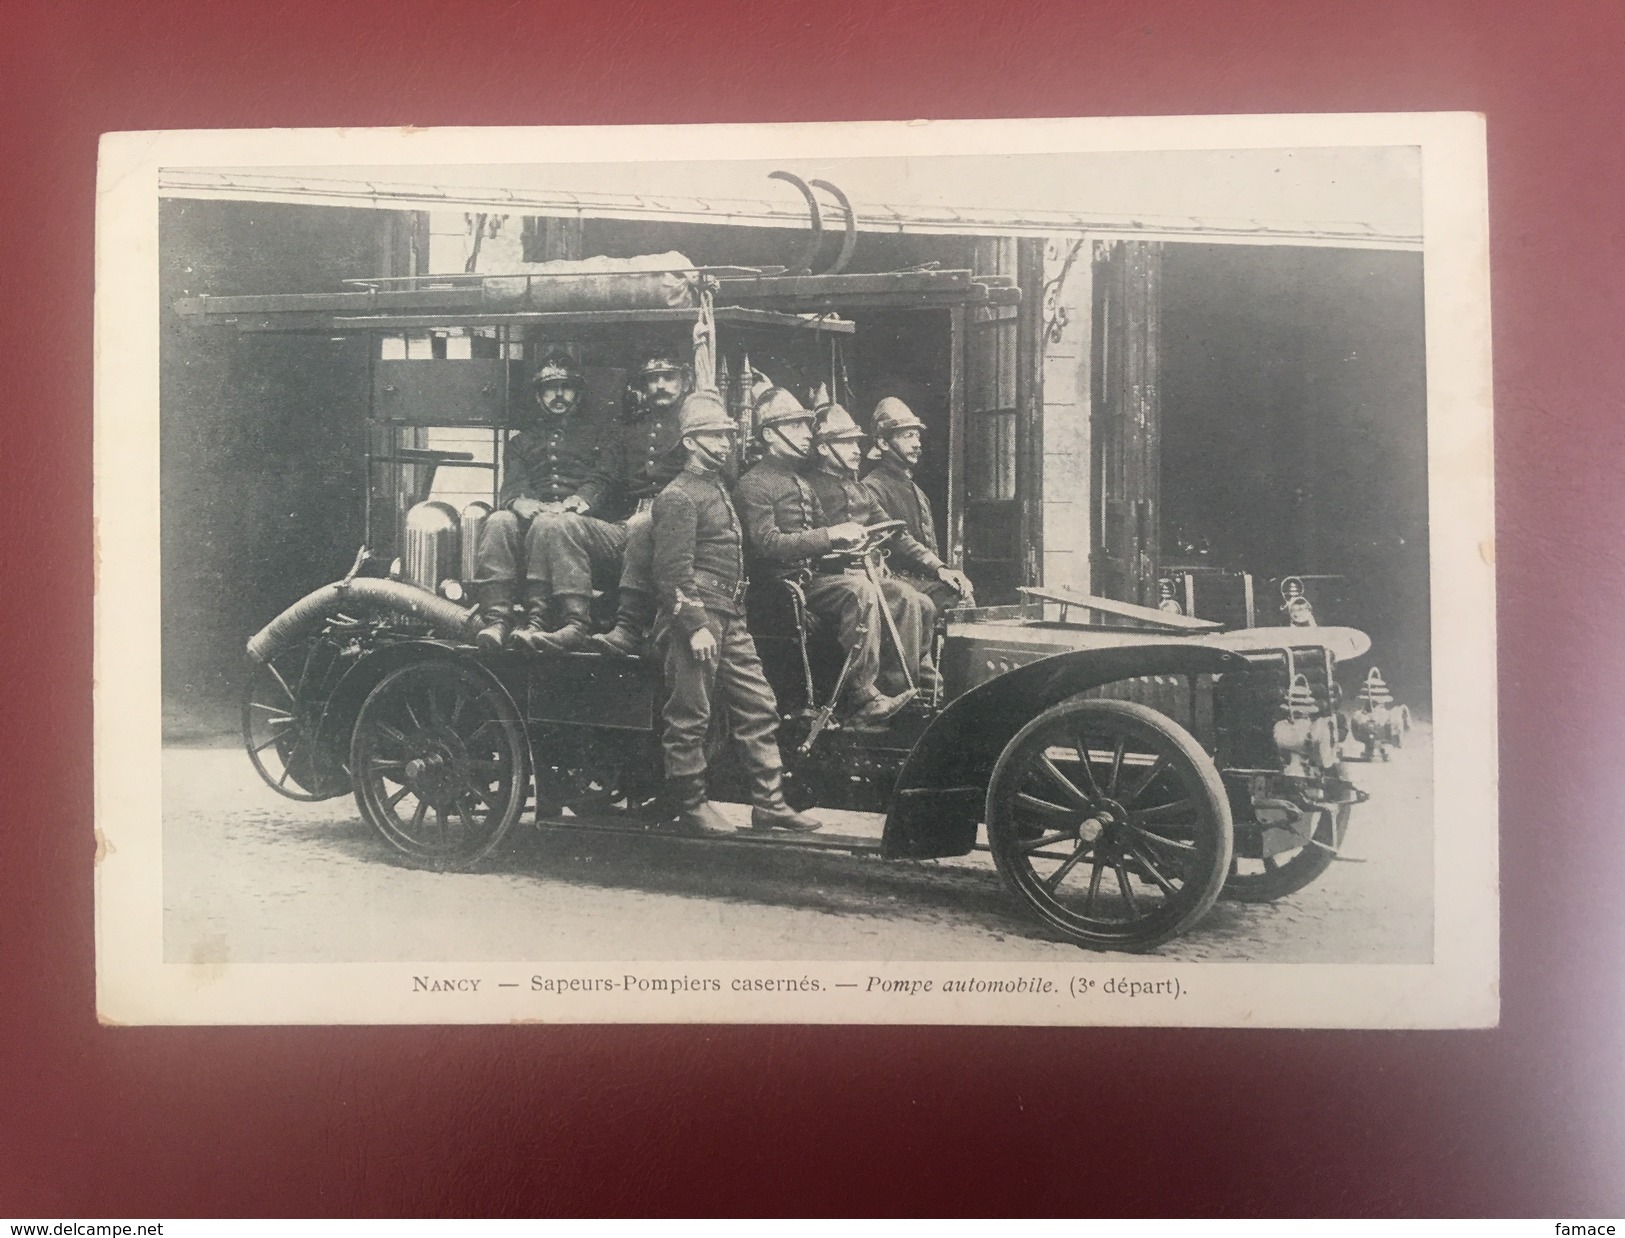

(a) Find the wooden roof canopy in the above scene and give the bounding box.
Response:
[173,267,1022,335]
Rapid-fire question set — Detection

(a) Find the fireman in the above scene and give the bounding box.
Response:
[652,391,823,836]
[530,348,690,654]
[806,402,940,694]
[733,387,914,728]
[471,354,606,651]
[860,396,976,612]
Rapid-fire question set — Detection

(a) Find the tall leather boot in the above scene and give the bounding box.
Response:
[748,770,823,834]
[667,774,733,837]
[843,686,915,729]
[587,588,655,658]
[508,594,554,652]
[472,582,517,652]
[529,593,592,654]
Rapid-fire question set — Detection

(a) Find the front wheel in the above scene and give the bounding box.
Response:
[986,697,1233,953]
[350,659,530,871]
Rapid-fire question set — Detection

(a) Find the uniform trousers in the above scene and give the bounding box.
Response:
[896,571,968,615]
[873,574,937,695]
[655,609,784,781]
[471,509,568,600]
[560,507,656,604]
[798,573,888,705]
[544,513,629,598]
[618,508,655,595]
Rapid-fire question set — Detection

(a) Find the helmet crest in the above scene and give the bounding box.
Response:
[531,353,584,390]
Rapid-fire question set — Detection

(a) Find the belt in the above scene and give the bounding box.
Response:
[693,568,747,604]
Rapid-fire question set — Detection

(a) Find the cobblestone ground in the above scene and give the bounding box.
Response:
[163,727,1433,966]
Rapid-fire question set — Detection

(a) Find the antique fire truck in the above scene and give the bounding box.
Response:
[183,224,1376,953]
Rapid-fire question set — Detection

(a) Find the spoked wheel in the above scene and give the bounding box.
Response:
[1224,802,1346,902]
[241,646,348,801]
[987,697,1232,953]
[350,660,530,871]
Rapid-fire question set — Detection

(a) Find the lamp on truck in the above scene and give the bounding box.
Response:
[403,500,461,594]
[1273,673,1339,777]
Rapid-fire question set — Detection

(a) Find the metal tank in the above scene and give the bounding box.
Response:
[459,501,492,585]
[402,500,461,593]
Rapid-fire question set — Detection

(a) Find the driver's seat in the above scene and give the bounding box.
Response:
[746,571,846,714]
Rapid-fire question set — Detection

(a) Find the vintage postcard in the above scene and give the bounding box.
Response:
[94,114,1496,1026]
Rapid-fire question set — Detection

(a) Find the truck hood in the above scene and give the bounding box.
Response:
[945,619,1371,664]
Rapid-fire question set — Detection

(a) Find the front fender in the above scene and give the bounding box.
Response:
[881,643,1246,859]
[312,641,533,792]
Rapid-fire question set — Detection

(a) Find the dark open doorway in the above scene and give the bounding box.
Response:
[1159,243,1431,705]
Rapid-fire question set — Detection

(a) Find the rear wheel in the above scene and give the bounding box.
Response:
[241,645,349,801]
[987,697,1232,953]
[351,659,530,870]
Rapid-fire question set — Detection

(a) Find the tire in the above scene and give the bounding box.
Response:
[241,648,349,801]
[1223,803,1346,903]
[986,696,1233,953]
[350,659,530,871]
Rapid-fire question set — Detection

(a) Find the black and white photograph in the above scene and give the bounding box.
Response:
[94,116,1497,1025]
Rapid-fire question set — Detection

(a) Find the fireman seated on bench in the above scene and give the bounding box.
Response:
[537,348,692,654]
[804,401,958,696]
[861,396,976,614]
[470,354,608,652]
[733,387,914,729]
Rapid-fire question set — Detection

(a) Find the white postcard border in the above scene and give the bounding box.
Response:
[94,113,1497,1026]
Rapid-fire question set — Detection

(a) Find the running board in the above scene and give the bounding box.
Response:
[531,812,886,855]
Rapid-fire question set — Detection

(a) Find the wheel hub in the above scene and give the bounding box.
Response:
[1081,797,1129,847]
[403,734,466,802]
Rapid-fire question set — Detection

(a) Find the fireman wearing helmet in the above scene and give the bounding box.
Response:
[733,387,914,729]
[470,353,606,651]
[861,396,976,613]
[652,391,823,836]
[805,402,940,695]
[533,347,691,654]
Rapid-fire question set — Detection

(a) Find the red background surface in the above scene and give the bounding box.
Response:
[3,0,1621,1217]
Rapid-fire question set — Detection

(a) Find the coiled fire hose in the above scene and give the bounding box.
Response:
[247,576,477,664]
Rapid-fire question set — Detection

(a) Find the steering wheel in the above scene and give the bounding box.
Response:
[851,519,906,553]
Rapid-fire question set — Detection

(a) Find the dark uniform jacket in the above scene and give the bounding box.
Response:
[733,454,838,576]
[497,412,607,509]
[577,403,685,519]
[808,463,942,577]
[652,462,748,635]
[861,459,946,574]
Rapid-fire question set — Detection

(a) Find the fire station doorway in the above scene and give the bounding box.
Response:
[1092,239,1431,703]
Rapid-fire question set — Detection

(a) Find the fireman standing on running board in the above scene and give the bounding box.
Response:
[651,391,823,837]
